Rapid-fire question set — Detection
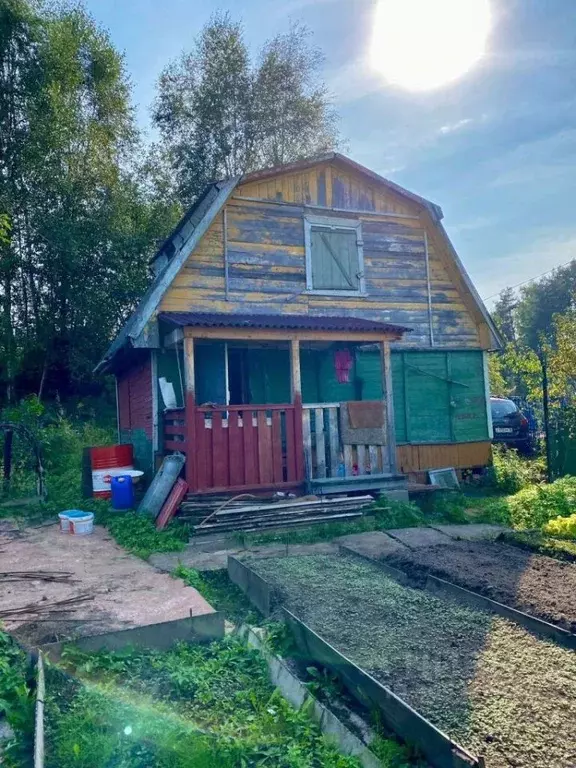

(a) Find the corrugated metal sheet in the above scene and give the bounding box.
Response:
[158,311,410,335]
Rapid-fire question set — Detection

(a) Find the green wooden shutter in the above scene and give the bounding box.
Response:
[448,352,489,441]
[404,353,452,442]
[390,350,489,445]
[311,227,359,290]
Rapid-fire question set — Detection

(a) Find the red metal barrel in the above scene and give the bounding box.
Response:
[90,444,134,498]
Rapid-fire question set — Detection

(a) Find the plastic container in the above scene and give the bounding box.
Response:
[58,512,71,533]
[111,475,134,510]
[90,444,134,498]
[58,510,94,535]
[68,511,94,536]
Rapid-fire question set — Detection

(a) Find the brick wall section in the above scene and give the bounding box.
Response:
[116,355,153,474]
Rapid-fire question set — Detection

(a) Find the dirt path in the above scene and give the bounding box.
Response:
[0,523,214,646]
[251,553,576,768]
[381,538,576,632]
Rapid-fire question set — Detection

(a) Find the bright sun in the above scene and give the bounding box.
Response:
[371,0,492,91]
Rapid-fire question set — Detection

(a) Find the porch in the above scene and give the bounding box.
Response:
[158,312,408,496]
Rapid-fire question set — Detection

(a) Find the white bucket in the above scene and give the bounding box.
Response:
[58,512,71,533]
[69,512,94,536]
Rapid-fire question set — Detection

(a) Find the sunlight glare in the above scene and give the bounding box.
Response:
[371,0,492,91]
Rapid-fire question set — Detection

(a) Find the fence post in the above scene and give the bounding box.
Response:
[539,351,553,482]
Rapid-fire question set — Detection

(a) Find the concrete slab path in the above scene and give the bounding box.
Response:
[335,531,406,559]
[150,541,338,573]
[150,523,508,573]
[386,526,453,548]
[429,523,506,541]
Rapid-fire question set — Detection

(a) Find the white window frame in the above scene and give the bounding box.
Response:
[304,215,366,297]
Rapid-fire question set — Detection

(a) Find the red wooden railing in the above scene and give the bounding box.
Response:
[163,404,304,494]
[163,408,187,452]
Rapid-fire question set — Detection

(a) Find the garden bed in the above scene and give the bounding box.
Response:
[381,538,576,632]
[2,632,378,768]
[250,553,576,768]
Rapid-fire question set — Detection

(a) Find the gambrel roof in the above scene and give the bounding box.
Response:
[96,153,501,372]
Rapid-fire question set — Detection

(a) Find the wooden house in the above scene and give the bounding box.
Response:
[97,153,501,497]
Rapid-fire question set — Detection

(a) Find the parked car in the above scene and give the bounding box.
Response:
[490,397,533,454]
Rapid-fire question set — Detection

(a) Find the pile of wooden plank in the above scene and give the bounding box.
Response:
[187,495,375,535]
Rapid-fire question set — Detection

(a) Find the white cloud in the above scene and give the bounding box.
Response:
[439,118,473,135]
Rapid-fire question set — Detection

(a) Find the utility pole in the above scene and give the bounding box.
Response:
[538,350,553,483]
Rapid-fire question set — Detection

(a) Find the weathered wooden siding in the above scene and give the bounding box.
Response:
[236,162,416,216]
[160,196,480,348]
[117,356,154,474]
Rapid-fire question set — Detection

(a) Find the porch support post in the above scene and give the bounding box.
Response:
[183,335,197,492]
[381,339,398,473]
[290,338,305,482]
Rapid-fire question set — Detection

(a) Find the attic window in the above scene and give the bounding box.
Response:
[304,215,365,295]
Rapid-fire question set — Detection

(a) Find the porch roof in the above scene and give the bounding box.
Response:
[158,311,410,337]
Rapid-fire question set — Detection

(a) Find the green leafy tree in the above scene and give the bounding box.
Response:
[515,261,576,350]
[153,12,341,205]
[0,1,178,400]
[492,286,517,343]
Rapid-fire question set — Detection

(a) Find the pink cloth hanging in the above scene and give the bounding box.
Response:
[334,348,353,383]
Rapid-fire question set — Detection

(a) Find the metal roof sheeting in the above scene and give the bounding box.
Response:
[158,311,410,335]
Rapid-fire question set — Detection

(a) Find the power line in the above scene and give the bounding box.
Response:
[482,258,576,302]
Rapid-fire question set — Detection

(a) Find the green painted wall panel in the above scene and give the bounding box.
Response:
[318,346,357,402]
[356,351,383,401]
[357,350,489,445]
[391,354,407,444]
[248,348,291,404]
[403,352,451,442]
[448,351,490,442]
[301,349,320,403]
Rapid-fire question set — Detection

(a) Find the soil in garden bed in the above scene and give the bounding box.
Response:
[381,538,576,632]
[250,553,576,768]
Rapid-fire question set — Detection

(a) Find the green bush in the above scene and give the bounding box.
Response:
[475,497,513,526]
[543,513,576,539]
[0,395,115,512]
[428,491,468,523]
[490,445,545,494]
[0,630,35,766]
[481,476,576,530]
[372,499,425,528]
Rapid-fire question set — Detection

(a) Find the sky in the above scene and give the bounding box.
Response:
[84,0,576,307]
